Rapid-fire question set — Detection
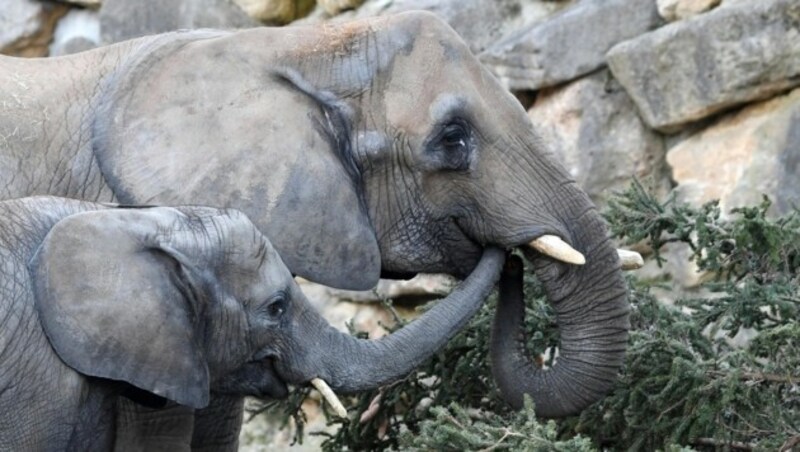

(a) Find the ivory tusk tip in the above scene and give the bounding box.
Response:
[310,378,347,418]
[617,249,644,270]
[528,235,586,265]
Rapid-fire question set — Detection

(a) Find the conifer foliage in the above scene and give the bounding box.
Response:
[258,181,799,451]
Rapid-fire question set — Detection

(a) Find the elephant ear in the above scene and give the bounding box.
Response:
[31,208,210,409]
[93,28,383,290]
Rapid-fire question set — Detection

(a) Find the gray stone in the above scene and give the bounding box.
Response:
[100,0,258,44]
[1,0,68,57]
[298,274,455,306]
[528,69,669,207]
[49,8,100,56]
[608,0,800,132]
[231,0,315,24]
[667,87,800,217]
[1,0,42,53]
[657,0,720,22]
[479,0,662,91]
[319,0,366,15]
[299,0,572,55]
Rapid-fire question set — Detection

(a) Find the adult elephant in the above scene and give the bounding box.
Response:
[0,9,630,433]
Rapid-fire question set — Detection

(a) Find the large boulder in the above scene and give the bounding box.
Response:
[608,0,800,132]
[528,69,668,207]
[667,87,800,216]
[1,0,68,57]
[100,0,258,44]
[479,0,662,91]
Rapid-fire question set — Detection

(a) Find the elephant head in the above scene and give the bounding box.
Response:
[80,12,630,416]
[30,205,505,409]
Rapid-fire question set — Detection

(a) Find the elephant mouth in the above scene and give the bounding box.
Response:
[266,351,345,411]
[271,358,348,417]
[259,358,290,399]
[227,356,290,400]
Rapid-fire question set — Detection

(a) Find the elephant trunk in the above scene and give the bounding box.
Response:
[282,247,505,393]
[491,199,630,418]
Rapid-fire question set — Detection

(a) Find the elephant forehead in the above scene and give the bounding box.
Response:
[383,57,487,132]
[225,235,292,288]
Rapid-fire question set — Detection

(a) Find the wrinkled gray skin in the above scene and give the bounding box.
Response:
[0,10,628,446]
[0,196,504,450]
[491,254,629,417]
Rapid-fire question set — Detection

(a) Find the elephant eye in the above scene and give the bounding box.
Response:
[442,124,468,150]
[433,122,472,171]
[263,292,287,319]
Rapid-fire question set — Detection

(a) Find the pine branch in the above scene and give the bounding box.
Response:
[780,435,800,452]
[691,437,754,450]
[257,181,799,452]
[706,369,799,384]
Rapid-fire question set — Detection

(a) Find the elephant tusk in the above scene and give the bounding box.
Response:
[311,378,347,418]
[618,249,644,270]
[528,235,586,265]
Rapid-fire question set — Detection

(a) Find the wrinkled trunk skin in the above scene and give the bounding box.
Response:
[279,247,505,391]
[491,206,630,417]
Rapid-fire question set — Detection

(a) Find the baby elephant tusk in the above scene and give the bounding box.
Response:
[311,378,348,418]
[528,235,586,265]
[618,249,644,270]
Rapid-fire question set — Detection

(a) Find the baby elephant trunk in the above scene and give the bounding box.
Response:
[281,247,506,397]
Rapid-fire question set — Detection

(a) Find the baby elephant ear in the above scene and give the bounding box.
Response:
[31,208,210,409]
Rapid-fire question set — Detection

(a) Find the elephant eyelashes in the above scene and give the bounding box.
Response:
[429,121,473,171]
[262,292,288,320]
[442,124,468,149]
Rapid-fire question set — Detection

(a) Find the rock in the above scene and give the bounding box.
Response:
[100,0,258,44]
[528,69,669,207]
[657,0,720,21]
[318,0,365,16]
[300,0,572,55]
[299,274,455,307]
[667,87,800,217]
[49,8,100,56]
[480,0,662,91]
[1,0,68,57]
[608,0,800,132]
[232,0,315,24]
[58,0,102,8]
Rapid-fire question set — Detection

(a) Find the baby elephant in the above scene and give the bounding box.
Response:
[0,196,504,450]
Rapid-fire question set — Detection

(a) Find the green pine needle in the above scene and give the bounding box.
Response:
[256,181,800,451]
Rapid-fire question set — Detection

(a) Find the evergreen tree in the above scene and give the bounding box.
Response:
[256,181,799,451]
